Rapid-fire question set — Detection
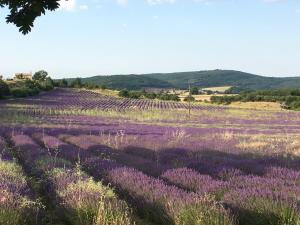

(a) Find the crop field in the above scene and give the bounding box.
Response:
[0,88,299,225]
[1,88,219,111]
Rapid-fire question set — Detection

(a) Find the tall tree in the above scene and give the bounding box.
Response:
[33,70,48,81]
[0,0,60,34]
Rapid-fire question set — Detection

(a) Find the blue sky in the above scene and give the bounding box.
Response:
[1,0,300,79]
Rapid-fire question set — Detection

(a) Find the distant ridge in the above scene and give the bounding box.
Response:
[65,70,300,90]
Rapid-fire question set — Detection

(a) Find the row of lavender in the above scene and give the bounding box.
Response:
[1,87,300,225]
[58,131,300,176]
[162,168,299,225]
[1,125,300,224]
[8,133,136,225]
[3,124,300,174]
[33,132,235,225]
[66,133,300,225]
[30,130,300,225]
[0,137,40,225]
[0,88,225,111]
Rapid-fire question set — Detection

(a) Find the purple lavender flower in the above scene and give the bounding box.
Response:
[108,166,234,225]
[162,168,229,198]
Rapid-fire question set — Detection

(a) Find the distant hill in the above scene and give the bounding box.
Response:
[79,75,172,90]
[65,70,300,91]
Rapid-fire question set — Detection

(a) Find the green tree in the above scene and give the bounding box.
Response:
[184,95,195,102]
[40,77,54,90]
[100,84,107,90]
[33,70,48,81]
[0,0,60,34]
[206,90,213,95]
[24,79,38,89]
[59,79,68,87]
[190,87,199,95]
[119,89,129,98]
[144,92,157,99]
[0,80,10,98]
[71,78,83,88]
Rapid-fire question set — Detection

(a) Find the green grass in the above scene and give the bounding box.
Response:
[0,208,24,225]
[0,161,41,225]
[176,202,235,225]
[46,168,135,225]
[234,199,299,225]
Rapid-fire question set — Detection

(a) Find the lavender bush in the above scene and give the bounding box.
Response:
[11,134,136,225]
[223,174,300,225]
[107,167,234,225]
[161,168,229,199]
[0,140,40,225]
[223,188,299,225]
[1,88,300,225]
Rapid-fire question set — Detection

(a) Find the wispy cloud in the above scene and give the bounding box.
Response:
[117,0,129,6]
[105,0,288,8]
[113,0,281,7]
[79,4,89,10]
[147,0,176,5]
[263,0,285,3]
[59,0,76,11]
[59,0,89,11]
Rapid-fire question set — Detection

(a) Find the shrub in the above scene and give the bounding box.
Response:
[211,88,300,110]
[0,80,10,98]
[285,101,300,110]
[10,88,31,98]
[100,85,107,90]
[118,90,180,101]
[144,92,157,99]
[190,87,199,95]
[24,79,37,89]
[119,89,130,98]
[157,93,180,101]
[128,91,142,99]
[59,79,68,87]
[39,77,54,91]
[86,83,99,89]
[70,78,83,88]
[184,95,195,102]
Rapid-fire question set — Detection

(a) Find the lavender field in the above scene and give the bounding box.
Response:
[0,88,299,225]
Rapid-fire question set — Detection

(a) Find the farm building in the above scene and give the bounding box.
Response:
[13,72,32,80]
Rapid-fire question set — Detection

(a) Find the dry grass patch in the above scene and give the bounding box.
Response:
[229,102,283,111]
[83,88,120,98]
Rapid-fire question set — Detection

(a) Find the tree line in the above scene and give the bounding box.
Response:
[211,88,300,110]
[0,70,54,99]
[118,89,180,101]
[54,78,181,102]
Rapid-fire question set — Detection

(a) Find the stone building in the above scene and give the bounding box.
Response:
[14,72,32,80]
